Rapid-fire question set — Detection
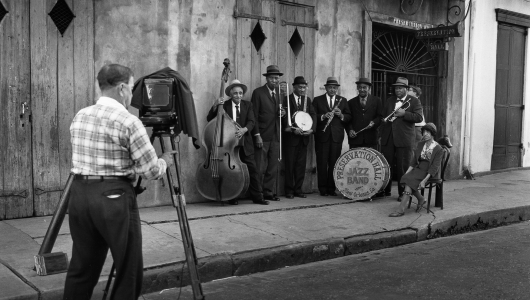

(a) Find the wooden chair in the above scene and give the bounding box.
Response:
[408,136,452,213]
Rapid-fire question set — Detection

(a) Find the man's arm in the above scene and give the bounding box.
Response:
[129,119,170,180]
[250,88,261,136]
[402,97,423,123]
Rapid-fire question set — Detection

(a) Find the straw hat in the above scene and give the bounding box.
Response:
[225,79,248,97]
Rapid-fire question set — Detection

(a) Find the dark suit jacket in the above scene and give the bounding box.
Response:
[250,84,281,142]
[312,94,352,143]
[206,99,255,156]
[380,95,423,148]
[282,94,317,147]
[410,141,444,179]
[346,95,383,146]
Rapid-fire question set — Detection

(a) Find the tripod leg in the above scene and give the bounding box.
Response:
[101,263,115,300]
[38,172,75,255]
[160,135,204,300]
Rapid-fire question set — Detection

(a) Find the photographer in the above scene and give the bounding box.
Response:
[63,64,175,300]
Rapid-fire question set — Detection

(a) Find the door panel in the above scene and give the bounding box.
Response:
[0,0,33,219]
[492,24,525,170]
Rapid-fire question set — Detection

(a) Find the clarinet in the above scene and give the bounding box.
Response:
[322,98,343,132]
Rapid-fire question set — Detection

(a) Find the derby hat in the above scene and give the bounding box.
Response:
[324,76,340,86]
[262,65,283,76]
[292,76,308,85]
[421,122,437,136]
[225,79,248,97]
[355,77,372,86]
[391,77,409,88]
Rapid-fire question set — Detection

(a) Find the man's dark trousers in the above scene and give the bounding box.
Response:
[381,133,414,196]
[284,141,308,195]
[63,178,142,300]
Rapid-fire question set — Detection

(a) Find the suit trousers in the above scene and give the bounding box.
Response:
[315,140,342,194]
[381,133,414,196]
[284,142,308,195]
[240,148,264,201]
[63,179,142,300]
[255,140,280,196]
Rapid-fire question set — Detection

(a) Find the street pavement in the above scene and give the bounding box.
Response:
[1,169,530,299]
[143,221,530,300]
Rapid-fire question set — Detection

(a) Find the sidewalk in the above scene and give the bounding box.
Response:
[1,169,530,300]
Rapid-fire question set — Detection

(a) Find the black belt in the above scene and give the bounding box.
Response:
[74,175,131,182]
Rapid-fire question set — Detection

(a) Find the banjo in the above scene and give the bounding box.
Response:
[289,94,313,132]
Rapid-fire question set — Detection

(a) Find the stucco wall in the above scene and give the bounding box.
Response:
[463,0,530,173]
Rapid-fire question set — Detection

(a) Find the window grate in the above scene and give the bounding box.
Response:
[0,1,7,25]
[250,21,267,52]
[48,0,75,36]
[289,28,304,57]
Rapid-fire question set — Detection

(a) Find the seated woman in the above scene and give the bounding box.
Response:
[389,123,444,217]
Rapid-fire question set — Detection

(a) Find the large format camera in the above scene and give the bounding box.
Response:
[132,77,177,127]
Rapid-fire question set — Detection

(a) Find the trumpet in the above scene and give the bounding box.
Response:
[322,98,343,132]
[383,98,411,122]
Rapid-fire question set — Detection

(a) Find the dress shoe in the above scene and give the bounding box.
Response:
[294,193,306,198]
[319,192,328,196]
[328,191,337,196]
[253,199,270,205]
[264,195,280,201]
[285,194,294,199]
[227,200,238,205]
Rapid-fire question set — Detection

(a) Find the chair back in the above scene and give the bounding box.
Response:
[440,147,451,181]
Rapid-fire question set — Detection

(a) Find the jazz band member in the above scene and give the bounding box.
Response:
[251,65,286,201]
[312,77,352,196]
[380,77,424,199]
[347,77,383,150]
[282,76,316,199]
[207,80,269,205]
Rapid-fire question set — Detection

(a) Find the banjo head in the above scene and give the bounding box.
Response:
[292,111,313,131]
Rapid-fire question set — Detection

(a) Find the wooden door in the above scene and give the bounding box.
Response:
[0,0,93,219]
[491,24,525,170]
[0,0,33,219]
[235,0,317,194]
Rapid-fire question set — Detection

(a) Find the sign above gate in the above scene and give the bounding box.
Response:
[367,11,435,30]
[415,22,462,39]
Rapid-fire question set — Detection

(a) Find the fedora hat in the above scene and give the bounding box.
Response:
[324,77,340,86]
[421,123,437,136]
[262,65,283,76]
[225,79,248,97]
[355,77,372,86]
[391,77,409,88]
[292,76,308,85]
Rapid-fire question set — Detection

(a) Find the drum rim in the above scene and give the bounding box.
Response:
[333,148,390,200]
[292,111,313,131]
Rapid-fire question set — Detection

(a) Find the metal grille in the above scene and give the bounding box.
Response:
[48,0,75,36]
[250,21,266,52]
[0,1,7,25]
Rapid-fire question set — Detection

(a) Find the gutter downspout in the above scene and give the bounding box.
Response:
[462,0,475,179]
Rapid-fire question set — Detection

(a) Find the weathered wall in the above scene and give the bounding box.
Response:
[92,0,465,207]
[462,0,530,173]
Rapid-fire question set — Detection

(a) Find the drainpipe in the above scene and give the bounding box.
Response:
[462,0,475,178]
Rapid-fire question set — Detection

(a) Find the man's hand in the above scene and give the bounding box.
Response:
[160,150,178,168]
[236,127,248,139]
[215,97,225,107]
[280,107,286,118]
[301,129,313,136]
[292,127,303,135]
[333,107,342,116]
[368,121,375,128]
[394,108,406,118]
[254,135,263,148]
[349,130,357,138]
[324,112,334,119]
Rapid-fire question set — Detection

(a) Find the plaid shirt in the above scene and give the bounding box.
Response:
[70,97,166,180]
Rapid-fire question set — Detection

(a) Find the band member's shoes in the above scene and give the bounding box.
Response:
[253,199,270,205]
[285,194,294,199]
[294,193,306,198]
[264,195,280,201]
[228,200,238,205]
[319,192,328,196]
[388,211,405,217]
[328,191,337,196]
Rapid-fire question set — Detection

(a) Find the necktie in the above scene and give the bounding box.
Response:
[329,97,333,109]
[297,96,302,111]
[235,104,241,126]
[272,91,277,104]
[360,98,367,108]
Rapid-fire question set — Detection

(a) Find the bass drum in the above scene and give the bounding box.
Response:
[292,111,313,131]
[333,148,390,200]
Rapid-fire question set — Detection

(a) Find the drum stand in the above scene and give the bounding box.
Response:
[36,125,204,300]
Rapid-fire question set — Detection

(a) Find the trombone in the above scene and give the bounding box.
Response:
[383,98,411,122]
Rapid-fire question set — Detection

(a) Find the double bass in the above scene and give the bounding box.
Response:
[196,59,250,201]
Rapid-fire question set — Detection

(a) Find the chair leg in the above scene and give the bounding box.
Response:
[435,182,443,209]
[407,195,412,208]
[427,185,433,213]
